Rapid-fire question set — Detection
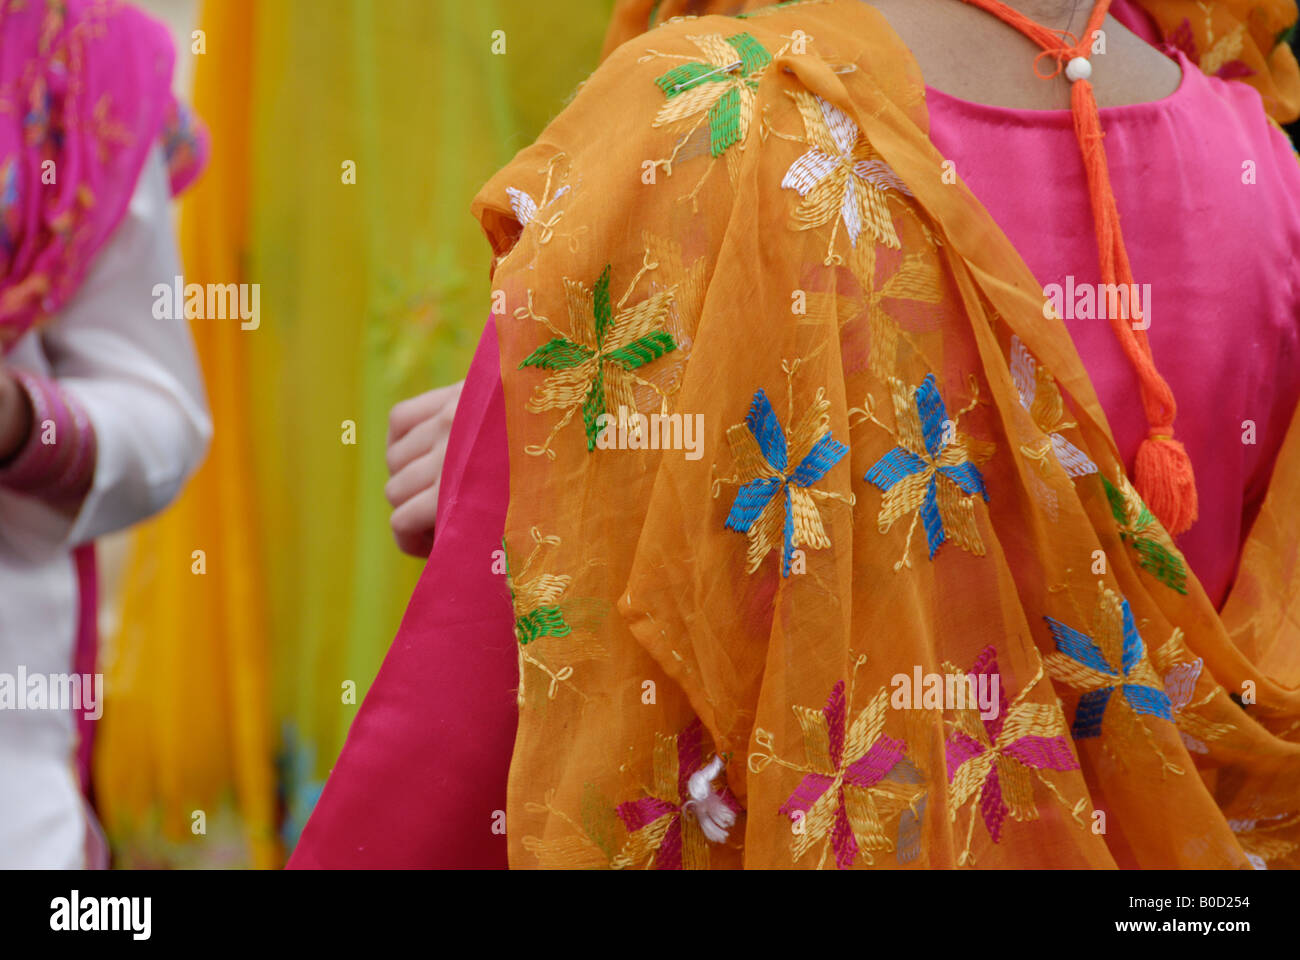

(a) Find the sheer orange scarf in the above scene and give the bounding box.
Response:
[477,0,1300,868]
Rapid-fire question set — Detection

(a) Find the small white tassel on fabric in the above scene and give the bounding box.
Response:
[683,755,736,844]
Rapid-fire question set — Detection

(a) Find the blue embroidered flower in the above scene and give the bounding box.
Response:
[865,373,988,561]
[721,387,850,577]
[1043,587,1173,740]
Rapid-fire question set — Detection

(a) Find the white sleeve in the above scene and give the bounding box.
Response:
[7,144,212,548]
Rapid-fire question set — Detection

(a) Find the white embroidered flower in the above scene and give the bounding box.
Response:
[1163,656,1210,754]
[1010,335,1099,478]
[1227,816,1279,868]
[782,93,912,253]
[506,183,571,231]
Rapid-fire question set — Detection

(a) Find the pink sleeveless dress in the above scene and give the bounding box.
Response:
[289,2,1300,868]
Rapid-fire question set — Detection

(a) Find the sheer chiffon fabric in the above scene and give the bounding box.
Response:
[292,0,1300,868]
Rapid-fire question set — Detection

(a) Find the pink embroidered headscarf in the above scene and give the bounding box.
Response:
[0,0,209,353]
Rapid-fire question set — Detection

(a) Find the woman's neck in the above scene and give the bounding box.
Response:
[969,0,1093,34]
[861,0,1182,111]
[999,0,1087,23]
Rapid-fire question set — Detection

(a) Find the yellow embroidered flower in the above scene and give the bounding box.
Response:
[1102,469,1189,594]
[862,373,992,569]
[505,528,604,703]
[611,719,739,870]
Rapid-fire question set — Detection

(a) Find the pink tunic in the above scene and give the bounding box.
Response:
[290,6,1300,867]
[925,3,1300,608]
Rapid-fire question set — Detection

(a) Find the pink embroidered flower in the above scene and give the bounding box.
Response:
[944,646,1078,848]
[613,719,740,870]
[779,680,918,869]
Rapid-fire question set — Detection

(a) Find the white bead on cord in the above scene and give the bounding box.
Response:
[1065,56,1093,82]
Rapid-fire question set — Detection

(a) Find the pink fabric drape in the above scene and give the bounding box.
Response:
[0,0,208,352]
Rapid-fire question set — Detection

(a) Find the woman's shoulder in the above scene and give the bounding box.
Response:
[471,8,788,260]
[472,0,911,247]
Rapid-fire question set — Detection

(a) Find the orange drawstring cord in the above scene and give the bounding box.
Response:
[961,0,1198,535]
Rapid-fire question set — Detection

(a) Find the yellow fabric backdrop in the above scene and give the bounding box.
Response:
[96,0,614,868]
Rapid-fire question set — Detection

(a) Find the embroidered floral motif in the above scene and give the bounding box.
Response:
[1150,628,1235,754]
[1102,470,1189,594]
[1166,17,1254,80]
[1044,584,1181,773]
[1229,813,1300,870]
[714,359,853,577]
[862,373,991,567]
[611,719,741,870]
[87,94,132,164]
[858,250,945,381]
[943,646,1081,866]
[1009,334,1098,479]
[503,153,581,261]
[647,32,771,196]
[504,528,585,702]
[749,656,927,868]
[644,30,774,201]
[516,255,678,459]
[642,230,706,373]
[507,184,568,234]
[780,90,912,261]
[505,537,571,649]
[520,788,616,869]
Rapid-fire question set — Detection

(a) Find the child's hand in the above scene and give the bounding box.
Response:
[384,380,464,558]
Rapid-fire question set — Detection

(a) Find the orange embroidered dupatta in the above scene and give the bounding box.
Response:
[471,0,1300,868]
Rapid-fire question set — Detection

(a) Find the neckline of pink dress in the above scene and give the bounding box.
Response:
[922,48,1192,123]
[917,28,1300,612]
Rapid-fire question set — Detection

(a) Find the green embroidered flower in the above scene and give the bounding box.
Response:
[503,535,572,646]
[652,32,771,163]
[1102,473,1189,595]
[519,264,677,455]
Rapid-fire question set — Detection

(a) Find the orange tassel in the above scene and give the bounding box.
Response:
[1135,434,1199,535]
[965,0,1199,538]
